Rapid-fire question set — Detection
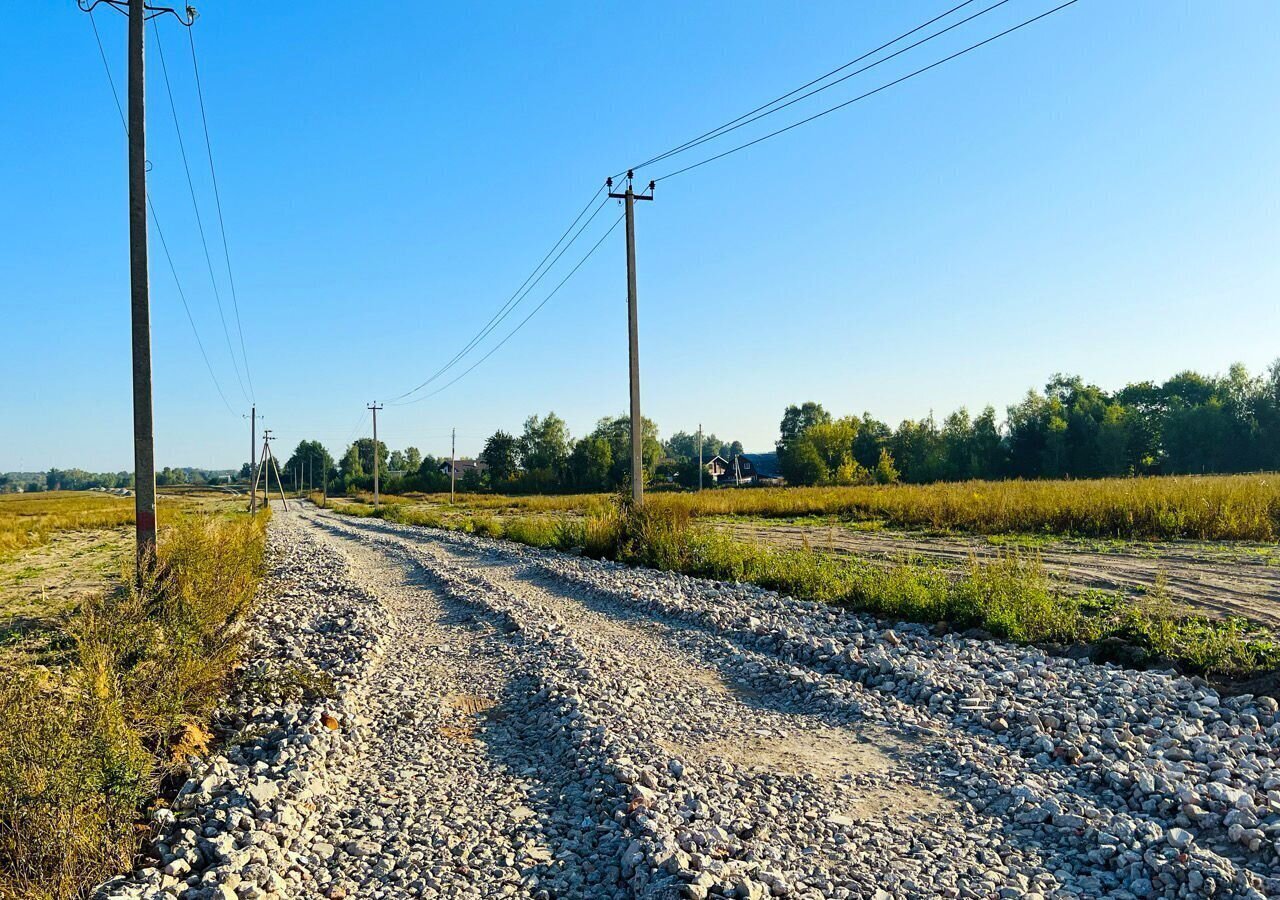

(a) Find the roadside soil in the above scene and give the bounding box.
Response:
[0,526,128,662]
[726,522,1280,627]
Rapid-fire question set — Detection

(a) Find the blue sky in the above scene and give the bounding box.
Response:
[2,1,1276,471]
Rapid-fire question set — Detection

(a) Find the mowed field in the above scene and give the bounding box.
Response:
[0,489,247,664]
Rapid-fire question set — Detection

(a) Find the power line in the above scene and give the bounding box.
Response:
[151,199,237,415]
[399,212,625,406]
[152,17,251,403]
[187,24,255,402]
[87,6,235,416]
[629,0,1012,176]
[653,0,1082,183]
[388,184,609,403]
[619,0,982,177]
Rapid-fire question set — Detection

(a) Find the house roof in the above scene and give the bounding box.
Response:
[742,452,780,478]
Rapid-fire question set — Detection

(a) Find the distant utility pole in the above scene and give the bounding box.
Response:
[698,423,704,492]
[368,403,383,506]
[608,171,654,506]
[261,430,273,506]
[244,406,262,513]
[450,427,456,504]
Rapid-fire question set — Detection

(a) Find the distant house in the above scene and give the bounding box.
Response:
[705,455,729,481]
[743,452,783,484]
[439,458,488,479]
[705,454,758,486]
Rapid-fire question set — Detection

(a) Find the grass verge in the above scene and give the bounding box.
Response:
[0,510,269,900]
[332,496,1280,680]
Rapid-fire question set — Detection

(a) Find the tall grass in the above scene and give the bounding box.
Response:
[649,473,1280,541]
[354,473,1279,541]
[331,498,1279,678]
[0,511,269,900]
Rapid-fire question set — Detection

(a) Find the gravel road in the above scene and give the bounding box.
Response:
[100,506,1280,900]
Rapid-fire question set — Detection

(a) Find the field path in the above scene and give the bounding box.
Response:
[727,522,1280,627]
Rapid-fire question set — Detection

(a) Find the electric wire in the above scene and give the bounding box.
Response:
[628,0,1012,176]
[187,26,255,402]
[653,0,1082,183]
[399,213,625,406]
[152,18,251,403]
[617,0,982,177]
[388,185,611,403]
[88,8,236,416]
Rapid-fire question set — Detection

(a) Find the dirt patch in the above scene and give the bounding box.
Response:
[728,523,1280,628]
[667,726,951,821]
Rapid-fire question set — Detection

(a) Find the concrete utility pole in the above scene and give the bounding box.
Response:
[127,0,157,573]
[450,427,456,505]
[607,171,654,506]
[245,406,262,513]
[368,403,383,506]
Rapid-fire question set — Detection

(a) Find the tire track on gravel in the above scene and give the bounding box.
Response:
[303,511,1077,899]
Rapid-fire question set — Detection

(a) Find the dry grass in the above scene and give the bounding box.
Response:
[0,491,243,559]
[0,493,136,557]
[646,473,1280,541]
[352,473,1280,541]
[0,508,268,900]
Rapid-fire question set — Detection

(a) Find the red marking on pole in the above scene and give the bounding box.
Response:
[136,510,157,533]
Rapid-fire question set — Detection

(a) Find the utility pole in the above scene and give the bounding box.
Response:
[450,427,456,504]
[608,172,654,506]
[128,0,156,573]
[244,406,262,513]
[698,423,704,492]
[368,403,383,506]
[261,430,273,507]
[322,454,328,507]
[80,0,195,577]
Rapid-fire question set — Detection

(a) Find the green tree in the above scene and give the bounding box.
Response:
[404,447,423,473]
[568,435,613,490]
[284,441,335,488]
[482,430,520,484]
[518,412,571,484]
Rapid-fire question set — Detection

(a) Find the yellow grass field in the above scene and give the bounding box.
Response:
[362,472,1280,541]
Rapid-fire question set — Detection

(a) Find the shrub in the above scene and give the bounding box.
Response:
[0,511,268,900]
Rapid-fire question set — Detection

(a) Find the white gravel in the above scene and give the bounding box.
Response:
[97,505,1280,900]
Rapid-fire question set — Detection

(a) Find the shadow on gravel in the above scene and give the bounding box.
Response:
[307,513,635,899]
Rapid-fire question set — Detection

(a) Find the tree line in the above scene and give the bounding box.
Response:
[777,362,1280,486]
[283,413,745,496]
